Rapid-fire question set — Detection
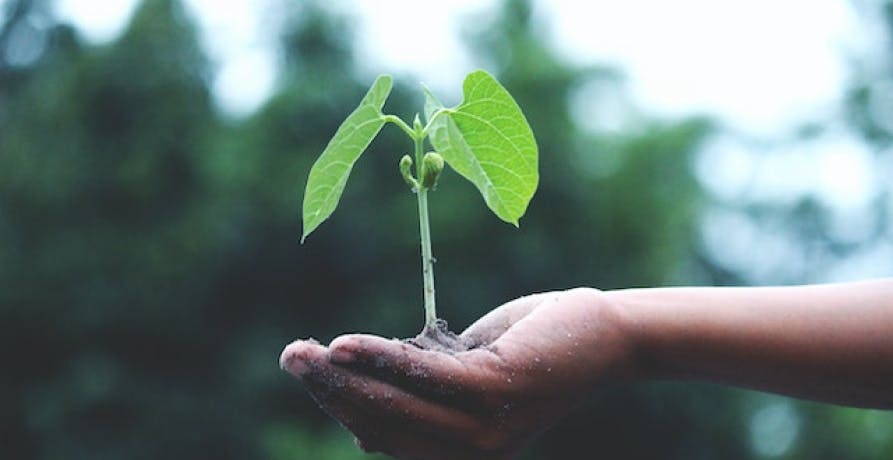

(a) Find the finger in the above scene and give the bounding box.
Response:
[279,338,328,378]
[282,338,489,440]
[303,359,484,441]
[301,376,393,454]
[328,334,507,404]
[460,293,551,346]
[302,369,504,460]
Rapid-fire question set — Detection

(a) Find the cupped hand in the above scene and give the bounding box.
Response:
[279,288,635,460]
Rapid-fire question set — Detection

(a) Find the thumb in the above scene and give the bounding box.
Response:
[460,293,549,347]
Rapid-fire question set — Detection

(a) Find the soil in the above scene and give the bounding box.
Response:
[406,318,475,353]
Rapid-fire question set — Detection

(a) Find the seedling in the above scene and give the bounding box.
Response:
[301,70,538,348]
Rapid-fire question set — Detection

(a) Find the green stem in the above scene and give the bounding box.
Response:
[414,136,437,327]
[419,108,453,138]
[383,114,415,138]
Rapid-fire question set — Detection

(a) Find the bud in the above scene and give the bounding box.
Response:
[420,152,444,189]
[413,113,423,133]
[399,154,418,189]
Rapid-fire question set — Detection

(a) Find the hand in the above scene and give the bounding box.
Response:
[279,288,636,459]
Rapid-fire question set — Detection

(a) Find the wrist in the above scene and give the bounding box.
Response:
[601,288,662,381]
[568,287,647,381]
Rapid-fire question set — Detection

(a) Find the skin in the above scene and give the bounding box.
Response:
[280,279,893,459]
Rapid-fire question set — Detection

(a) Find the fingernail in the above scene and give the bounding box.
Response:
[330,348,355,364]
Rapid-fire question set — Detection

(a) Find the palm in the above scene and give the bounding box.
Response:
[280,288,629,459]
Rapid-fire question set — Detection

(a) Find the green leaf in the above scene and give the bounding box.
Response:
[301,75,393,242]
[422,83,442,125]
[426,70,538,226]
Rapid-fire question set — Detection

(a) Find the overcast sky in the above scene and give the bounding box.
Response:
[44,0,873,130]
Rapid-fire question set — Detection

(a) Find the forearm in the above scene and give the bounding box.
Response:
[606,279,893,409]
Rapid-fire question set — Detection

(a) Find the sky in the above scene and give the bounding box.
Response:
[45,0,872,129]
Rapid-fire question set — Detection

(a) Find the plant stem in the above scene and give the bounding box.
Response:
[414,136,437,328]
[383,115,415,138]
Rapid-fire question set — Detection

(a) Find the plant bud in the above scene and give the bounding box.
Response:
[399,154,418,189]
[413,113,423,132]
[420,152,444,189]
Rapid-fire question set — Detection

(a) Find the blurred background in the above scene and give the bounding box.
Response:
[1,0,892,458]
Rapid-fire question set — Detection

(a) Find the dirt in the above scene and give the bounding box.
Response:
[406,318,475,353]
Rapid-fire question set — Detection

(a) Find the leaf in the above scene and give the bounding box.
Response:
[301,75,392,242]
[426,70,538,226]
[422,83,442,125]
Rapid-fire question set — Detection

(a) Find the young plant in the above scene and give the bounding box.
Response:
[301,70,538,346]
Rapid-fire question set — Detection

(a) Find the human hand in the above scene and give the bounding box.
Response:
[279,288,636,459]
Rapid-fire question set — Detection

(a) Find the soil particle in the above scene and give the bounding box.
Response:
[406,318,474,353]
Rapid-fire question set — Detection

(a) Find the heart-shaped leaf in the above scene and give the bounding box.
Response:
[426,70,538,226]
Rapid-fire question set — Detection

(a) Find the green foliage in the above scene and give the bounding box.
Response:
[426,70,539,225]
[302,70,538,240]
[2,0,890,458]
[301,75,393,242]
[262,423,389,460]
[300,70,539,325]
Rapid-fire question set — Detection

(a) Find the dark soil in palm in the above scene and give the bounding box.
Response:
[406,318,473,353]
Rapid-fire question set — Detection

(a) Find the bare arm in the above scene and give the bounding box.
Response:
[280,279,893,459]
[610,278,893,408]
